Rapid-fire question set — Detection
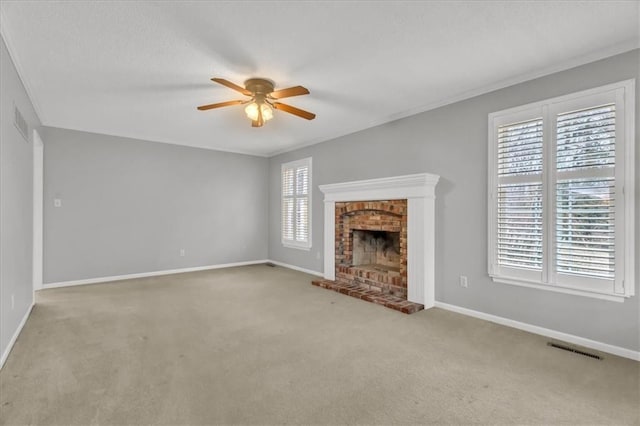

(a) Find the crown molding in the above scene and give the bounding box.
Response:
[268,41,639,158]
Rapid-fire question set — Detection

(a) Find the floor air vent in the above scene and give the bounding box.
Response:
[547,342,602,360]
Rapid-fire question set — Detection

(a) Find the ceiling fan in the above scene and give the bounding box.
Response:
[197,78,316,127]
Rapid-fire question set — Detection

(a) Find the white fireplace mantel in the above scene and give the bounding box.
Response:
[319,173,440,308]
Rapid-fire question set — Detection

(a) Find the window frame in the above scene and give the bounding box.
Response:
[281,157,312,250]
[488,80,635,302]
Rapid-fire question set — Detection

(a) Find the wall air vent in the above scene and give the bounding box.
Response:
[14,103,29,142]
[547,342,602,360]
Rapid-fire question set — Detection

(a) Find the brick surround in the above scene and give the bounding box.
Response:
[335,200,408,298]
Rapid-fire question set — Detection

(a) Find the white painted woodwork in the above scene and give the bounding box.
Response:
[32,129,43,291]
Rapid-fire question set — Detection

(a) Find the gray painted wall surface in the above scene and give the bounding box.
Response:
[42,127,268,283]
[0,37,41,359]
[268,50,640,351]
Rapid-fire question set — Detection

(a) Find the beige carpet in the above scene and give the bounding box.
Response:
[1,264,638,425]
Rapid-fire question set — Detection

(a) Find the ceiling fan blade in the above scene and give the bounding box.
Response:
[272,102,316,120]
[211,78,252,96]
[269,86,310,99]
[197,100,244,110]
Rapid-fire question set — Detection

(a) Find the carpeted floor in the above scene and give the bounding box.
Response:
[1,264,638,425]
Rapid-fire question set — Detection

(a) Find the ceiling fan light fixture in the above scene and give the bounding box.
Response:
[198,77,315,126]
[245,102,273,122]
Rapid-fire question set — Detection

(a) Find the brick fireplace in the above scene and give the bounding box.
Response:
[314,173,440,314]
[335,200,407,297]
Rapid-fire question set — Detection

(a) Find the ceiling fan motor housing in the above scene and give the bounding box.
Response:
[245,78,275,96]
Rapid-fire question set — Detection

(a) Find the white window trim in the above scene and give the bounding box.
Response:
[281,157,312,250]
[488,79,635,302]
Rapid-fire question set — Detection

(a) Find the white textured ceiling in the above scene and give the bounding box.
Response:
[1,1,638,156]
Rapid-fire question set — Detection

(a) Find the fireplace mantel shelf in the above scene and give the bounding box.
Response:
[319,173,439,202]
[319,173,440,308]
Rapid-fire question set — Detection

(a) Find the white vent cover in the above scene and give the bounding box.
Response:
[14,104,29,141]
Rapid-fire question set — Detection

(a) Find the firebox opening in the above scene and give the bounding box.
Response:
[352,229,401,273]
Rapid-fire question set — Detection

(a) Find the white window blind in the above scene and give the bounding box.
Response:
[488,80,635,300]
[497,119,544,273]
[282,157,312,249]
[555,105,616,281]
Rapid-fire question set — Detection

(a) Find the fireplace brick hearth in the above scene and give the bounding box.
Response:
[311,279,423,314]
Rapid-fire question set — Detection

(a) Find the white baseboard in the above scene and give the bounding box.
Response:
[267,260,324,277]
[1,301,34,370]
[434,301,640,362]
[42,260,270,289]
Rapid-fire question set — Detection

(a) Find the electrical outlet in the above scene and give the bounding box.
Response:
[180,248,185,257]
[11,294,15,310]
[459,275,468,288]
[54,198,62,207]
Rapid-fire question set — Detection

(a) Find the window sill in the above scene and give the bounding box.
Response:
[282,242,312,251]
[490,275,629,303]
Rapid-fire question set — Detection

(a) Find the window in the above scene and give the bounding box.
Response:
[488,80,635,301]
[282,157,312,250]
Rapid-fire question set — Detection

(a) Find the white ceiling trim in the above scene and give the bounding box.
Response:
[1,2,637,157]
[46,125,271,158]
[267,39,639,158]
[2,9,267,159]
[3,5,636,161]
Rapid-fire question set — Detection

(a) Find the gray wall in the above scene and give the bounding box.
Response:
[1,37,41,359]
[268,49,640,351]
[42,127,268,283]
